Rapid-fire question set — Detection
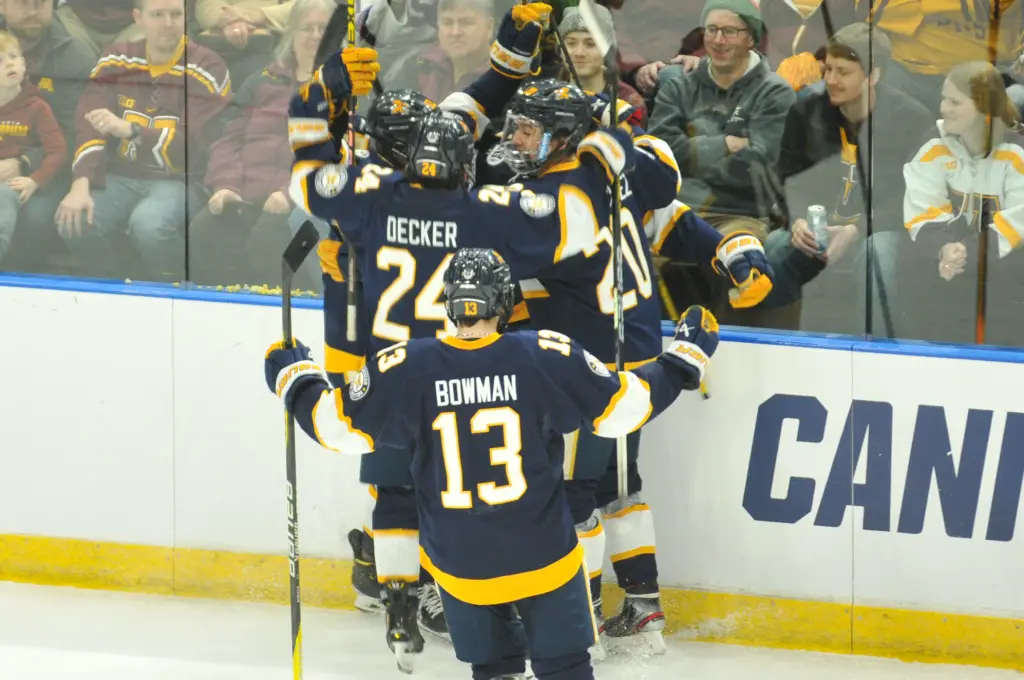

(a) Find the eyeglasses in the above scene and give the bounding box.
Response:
[704,25,748,38]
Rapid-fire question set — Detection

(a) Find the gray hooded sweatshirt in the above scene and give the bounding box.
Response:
[649,53,796,219]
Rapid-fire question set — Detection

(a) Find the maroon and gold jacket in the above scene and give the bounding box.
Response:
[72,38,231,186]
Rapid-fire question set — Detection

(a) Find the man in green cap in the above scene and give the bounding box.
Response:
[649,0,796,327]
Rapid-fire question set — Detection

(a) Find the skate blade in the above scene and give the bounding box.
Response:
[354,593,385,613]
[393,641,418,674]
[601,629,666,657]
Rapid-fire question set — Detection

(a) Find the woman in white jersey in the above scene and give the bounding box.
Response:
[903,60,1024,346]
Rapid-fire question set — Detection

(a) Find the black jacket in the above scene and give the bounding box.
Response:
[777,83,933,234]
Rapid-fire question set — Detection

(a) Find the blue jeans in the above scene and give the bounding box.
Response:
[63,175,187,281]
[0,184,21,262]
[763,228,904,336]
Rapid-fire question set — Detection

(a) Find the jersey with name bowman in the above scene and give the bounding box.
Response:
[291,149,613,356]
[298,329,681,605]
[522,135,682,366]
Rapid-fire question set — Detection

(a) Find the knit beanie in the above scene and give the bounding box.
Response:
[701,0,764,41]
[828,22,892,73]
[559,6,615,45]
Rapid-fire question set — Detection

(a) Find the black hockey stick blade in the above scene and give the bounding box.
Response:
[315,1,352,68]
[284,221,321,275]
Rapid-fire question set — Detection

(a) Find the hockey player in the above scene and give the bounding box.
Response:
[286,42,647,672]
[315,89,446,633]
[264,247,721,680]
[445,76,672,650]
[301,2,559,654]
[443,72,772,650]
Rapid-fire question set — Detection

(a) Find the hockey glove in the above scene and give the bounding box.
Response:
[292,47,379,124]
[663,305,719,390]
[711,231,775,308]
[577,128,635,183]
[490,3,551,78]
[589,92,635,133]
[265,339,329,410]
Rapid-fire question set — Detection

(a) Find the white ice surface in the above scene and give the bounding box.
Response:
[0,582,1019,679]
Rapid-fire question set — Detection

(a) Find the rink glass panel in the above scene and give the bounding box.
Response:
[3,2,1023,352]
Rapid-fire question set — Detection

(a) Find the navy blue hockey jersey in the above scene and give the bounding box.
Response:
[520,135,681,366]
[287,330,690,605]
[292,149,613,356]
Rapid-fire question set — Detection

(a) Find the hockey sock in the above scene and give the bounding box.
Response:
[600,493,659,593]
[373,486,420,583]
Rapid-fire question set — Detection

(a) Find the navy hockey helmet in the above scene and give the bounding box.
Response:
[365,89,438,169]
[408,110,477,189]
[499,78,591,176]
[443,248,515,330]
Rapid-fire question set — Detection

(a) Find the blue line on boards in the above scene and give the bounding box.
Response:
[0,271,325,310]
[3,272,1024,364]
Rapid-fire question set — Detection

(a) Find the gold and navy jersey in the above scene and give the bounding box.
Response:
[287,329,690,605]
[520,135,681,366]
[291,148,612,356]
[320,148,388,381]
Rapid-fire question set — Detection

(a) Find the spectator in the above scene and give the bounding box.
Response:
[394,0,494,102]
[55,0,142,57]
[194,0,290,85]
[2,0,96,270]
[55,0,231,282]
[0,31,67,266]
[189,0,331,288]
[356,0,439,94]
[558,6,646,126]
[901,60,1024,346]
[648,0,795,325]
[875,0,1022,113]
[195,0,298,36]
[758,23,932,335]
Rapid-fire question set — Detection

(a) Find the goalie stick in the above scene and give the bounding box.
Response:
[280,220,322,680]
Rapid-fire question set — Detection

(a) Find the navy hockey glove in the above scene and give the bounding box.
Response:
[576,127,635,183]
[712,231,775,308]
[663,305,719,390]
[490,3,551,78]
[265,340,329,410]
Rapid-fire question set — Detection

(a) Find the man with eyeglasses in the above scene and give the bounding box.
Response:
[648,0,796,328]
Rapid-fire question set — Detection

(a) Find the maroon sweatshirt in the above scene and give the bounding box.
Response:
[204,60,297,202]
[72,38,230,186]
[0,83,67,187]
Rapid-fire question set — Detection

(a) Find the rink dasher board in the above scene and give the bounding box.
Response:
[0,275,1021,671]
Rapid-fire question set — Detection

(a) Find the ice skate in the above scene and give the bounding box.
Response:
[417,580,450,642]
[347,528,383,613]
[383,581,424,674]
[601,593,666,656]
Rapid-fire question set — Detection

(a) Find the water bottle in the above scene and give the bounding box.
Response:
[807,205,829,252]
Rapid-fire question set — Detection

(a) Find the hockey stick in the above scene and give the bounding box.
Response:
[819,1,895,339]
[280,220,322,680]
[578,0,628,501]
[975,0,1003,344]
[315,0,363,343]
